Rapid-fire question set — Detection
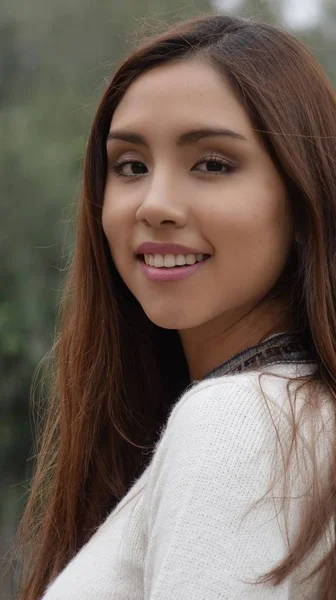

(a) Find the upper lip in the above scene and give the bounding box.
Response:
[135,242,211,256]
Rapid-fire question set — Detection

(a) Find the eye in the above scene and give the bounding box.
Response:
[192,154,235,175]
[109,154,235,179]
[110,159,148,178]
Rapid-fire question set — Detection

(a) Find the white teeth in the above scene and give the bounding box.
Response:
[164,254,176,268]
[144,253,207,268]
[154,255,164,267]
[176,254,186,265]
[186,254,196,265]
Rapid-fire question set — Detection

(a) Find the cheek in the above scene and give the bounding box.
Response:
[102,193,133,256]
[208,173,291,248]
[202,185,292,289]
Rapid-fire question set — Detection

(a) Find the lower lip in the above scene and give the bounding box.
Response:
[138,257,210,282]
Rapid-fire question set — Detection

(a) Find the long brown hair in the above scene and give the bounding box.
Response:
[15,12,336,599]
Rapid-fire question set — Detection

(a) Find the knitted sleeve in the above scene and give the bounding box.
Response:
[142,374,330,600]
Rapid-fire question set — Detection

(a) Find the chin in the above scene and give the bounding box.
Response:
[143,310,184,330]
[141,305,202,331]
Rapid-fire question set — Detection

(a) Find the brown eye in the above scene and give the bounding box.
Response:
[111,160,148,177]
[192,155,235,175]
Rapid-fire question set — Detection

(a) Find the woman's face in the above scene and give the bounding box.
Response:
[102,57,293,332]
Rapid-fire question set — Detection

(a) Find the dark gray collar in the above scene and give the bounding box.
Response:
[199,330,316,382]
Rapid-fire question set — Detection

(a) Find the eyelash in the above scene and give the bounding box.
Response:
[110,154,236,178]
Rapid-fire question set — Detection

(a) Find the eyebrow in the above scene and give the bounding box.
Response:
[106,127,247,146]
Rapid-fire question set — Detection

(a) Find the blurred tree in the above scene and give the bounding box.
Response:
[229,0,336,83]
[240,0,283,20]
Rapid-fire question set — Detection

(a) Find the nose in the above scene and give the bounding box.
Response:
[136,171,187,229]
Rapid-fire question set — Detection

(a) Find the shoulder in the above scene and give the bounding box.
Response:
[167,371,269,439]
[169,361,331,421]
[142,365,335,598]
[165,363,310,434]
[156,363,334,468]
[153,369,282,471]
[145,363,334,511]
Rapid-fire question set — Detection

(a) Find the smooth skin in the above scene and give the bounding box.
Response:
[103,57,294,381]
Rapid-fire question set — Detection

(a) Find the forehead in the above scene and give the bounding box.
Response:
[111,57,254,139]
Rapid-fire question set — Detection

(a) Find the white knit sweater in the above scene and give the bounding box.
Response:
[42,362,335,599]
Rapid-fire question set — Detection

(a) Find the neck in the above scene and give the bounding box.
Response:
[179,299,293,381]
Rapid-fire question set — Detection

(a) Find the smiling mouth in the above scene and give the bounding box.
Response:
[137,254,211,268]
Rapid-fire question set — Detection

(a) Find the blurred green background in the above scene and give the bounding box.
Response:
[1,0,335,595]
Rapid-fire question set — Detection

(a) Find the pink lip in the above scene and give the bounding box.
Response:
[135,242,209,256]
[138,256,210,282]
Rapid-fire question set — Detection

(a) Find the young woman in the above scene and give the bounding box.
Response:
[16,12,336,600]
